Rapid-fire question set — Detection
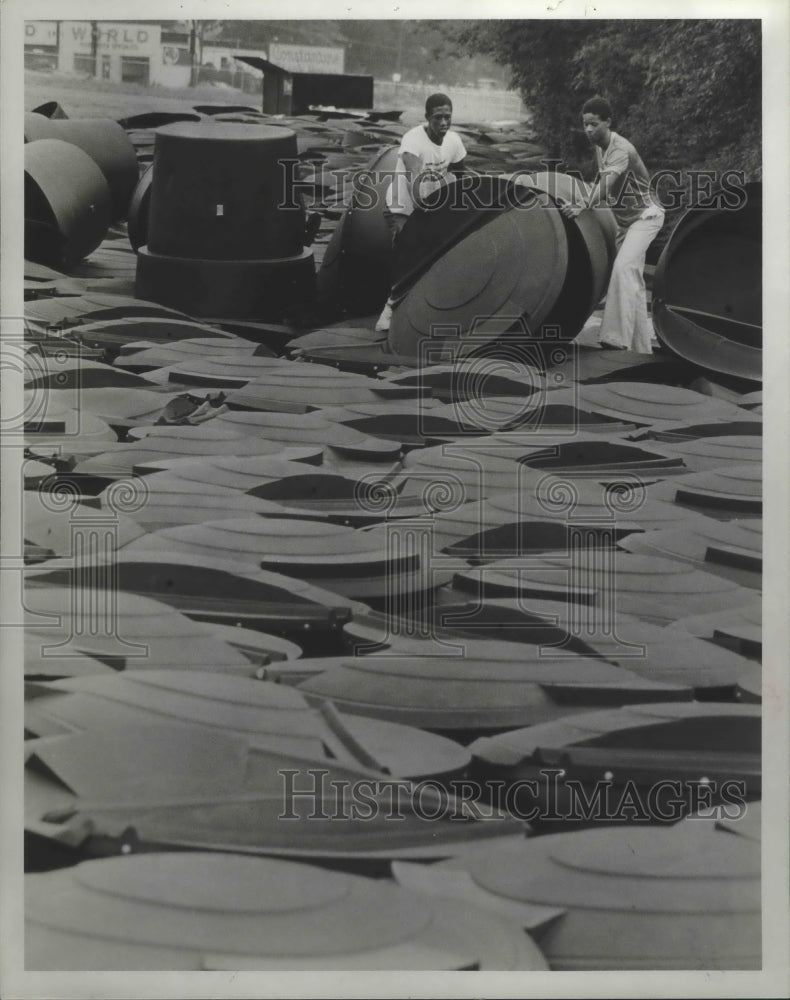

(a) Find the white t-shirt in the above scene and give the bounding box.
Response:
[385,124,467,216]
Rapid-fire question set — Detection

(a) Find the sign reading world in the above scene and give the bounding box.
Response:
[60,22,162,57]
[268,43,344,75]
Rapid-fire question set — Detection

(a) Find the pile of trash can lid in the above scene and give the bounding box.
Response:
[21,99,762,972]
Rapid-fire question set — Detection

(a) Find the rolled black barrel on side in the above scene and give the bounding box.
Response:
[135,122,315,320]
[387,176,570,359]
[24,112,139,223]
[521,171,618,340]
[316,144,400,317]
[390,173,526,301]
[25,139,112,267]
[319,171,548,327]
[652,182,762,383]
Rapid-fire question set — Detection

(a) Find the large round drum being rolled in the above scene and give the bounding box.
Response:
[522,171,617,338]
[388,188,568,357]
[652,182,762,382]
[25,139,112,266]
[390,174,529,299]
[24,113,139,222]
[145,122,305,261]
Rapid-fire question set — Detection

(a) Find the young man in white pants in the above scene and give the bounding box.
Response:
[375,93,467,332]
[561,96,664,353]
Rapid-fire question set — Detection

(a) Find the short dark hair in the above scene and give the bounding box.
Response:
[425,92,452,115]
[582,96,613,121]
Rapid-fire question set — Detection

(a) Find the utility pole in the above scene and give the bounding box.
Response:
[393,20,405,99]
[90,21,99,78]
[189,21,202,87]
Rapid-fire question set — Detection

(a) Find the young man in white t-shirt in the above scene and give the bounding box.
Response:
[375,93,467,332]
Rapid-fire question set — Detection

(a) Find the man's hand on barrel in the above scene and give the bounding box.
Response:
[558,198,584,219]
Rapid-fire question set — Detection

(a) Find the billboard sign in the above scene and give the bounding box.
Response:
[60,22,162,57]
[24,21,58,47]
[268,43,344,74]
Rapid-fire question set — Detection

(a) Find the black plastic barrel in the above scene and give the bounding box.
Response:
[387,181,569,357]
[316,144,399,316]
[146,122,305,261]
[652,182,762,382]
[25,139,112,266]
[524,171,617,338]
[136,122,314,319]
[390,174,526,300]
[135,248,315,320]
[24,113,139,222]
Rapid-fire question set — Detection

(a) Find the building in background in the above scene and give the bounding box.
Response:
[24,21,60,72]
[57,22,163,86]
[24,21,267,92]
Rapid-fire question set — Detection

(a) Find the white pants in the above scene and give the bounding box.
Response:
[599,206,665,353]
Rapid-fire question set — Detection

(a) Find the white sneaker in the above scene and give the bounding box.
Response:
[375,302,393,332]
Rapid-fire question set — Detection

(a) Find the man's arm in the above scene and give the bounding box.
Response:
[449,157,467,176]
[401,151,424,209]
[560,155,626,219]
[584,164,624,208]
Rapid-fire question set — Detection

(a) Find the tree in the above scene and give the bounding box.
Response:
[216,20,347,50]
[212,19,508,87]
[452,19,761,180]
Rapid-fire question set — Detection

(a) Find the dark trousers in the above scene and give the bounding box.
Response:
[383,209,408,249]
[382,210,409,306]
